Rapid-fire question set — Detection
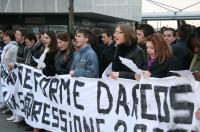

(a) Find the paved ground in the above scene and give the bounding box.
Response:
[0,108,27,132]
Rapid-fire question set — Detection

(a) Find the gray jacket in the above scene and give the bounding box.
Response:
[1,41,18,70]
[70,44,99,78]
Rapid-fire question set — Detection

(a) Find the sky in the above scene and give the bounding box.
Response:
[142,0,200,29]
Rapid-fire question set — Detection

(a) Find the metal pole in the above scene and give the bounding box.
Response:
[68,0,74,34]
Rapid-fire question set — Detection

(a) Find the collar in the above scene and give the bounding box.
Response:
[78,44,91,53]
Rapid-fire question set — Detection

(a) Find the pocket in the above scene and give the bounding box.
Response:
[76,60,86,68]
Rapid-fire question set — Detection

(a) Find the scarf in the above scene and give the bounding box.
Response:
[25,40,42,65]
[148,58,156,69]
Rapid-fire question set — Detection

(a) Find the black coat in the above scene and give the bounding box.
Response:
[99,42,116,76]
[55,51,74,75]
[42,51,57,76]
[112,43,147,79]
[149,55,182,78]
[17,42,26,63]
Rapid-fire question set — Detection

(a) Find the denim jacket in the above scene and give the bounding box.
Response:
[70,44,99,78]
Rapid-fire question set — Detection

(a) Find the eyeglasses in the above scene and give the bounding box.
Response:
[114,31,123,35]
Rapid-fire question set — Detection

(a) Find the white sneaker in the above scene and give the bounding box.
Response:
[12,116,23,123]
[7,115,16,121]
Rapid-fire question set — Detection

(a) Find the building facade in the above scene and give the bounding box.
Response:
[0,0,142,32]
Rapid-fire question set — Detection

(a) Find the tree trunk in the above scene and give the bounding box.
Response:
[68,0,74,34]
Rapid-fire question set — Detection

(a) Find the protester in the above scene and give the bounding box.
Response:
[33,31,57,132]
[163,27,177,45]
[23,34,43,132]
[99,29,116,76]
[193,26,200,113]
[187,27,200,120]
[1,30,20,122]
[8,29,27,124]
[15,28,27,63]
[21,33,41,131]
[111,23,147,79]
[90,28,105,62]
[70,28,99,78]
[24,33,44,67]
[36,31,57,76]
[136,24,154,54]
[188,27,200,73]
[171,24,194,69]
[55,32,74,75]
[140,33,182,79]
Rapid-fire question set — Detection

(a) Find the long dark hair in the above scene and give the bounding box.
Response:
[44,31,57,53]
[57,32,75,61]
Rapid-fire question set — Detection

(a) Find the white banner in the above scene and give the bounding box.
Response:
[1,64,200,132]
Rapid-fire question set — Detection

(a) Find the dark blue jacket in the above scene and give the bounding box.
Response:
[171,39,190,69]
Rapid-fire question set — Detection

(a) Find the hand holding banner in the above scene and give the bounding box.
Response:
[102,63,112,78]
[33,56,46,69]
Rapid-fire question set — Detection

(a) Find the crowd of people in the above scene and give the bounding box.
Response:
[0,22,200,131]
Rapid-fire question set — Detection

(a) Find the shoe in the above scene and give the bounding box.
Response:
[17,120,27,126]
[12,116,23,123]
[2,108,10,114]
[7,115,16,121]
[25,125,34,131]
[0,105,7,111]
[4,109,12,115]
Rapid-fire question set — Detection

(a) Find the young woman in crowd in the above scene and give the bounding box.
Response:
[141,33,182,78]
[111,23,147,79]
[34,31,57,132]
[55,32,74,75]
[35,31,57,76]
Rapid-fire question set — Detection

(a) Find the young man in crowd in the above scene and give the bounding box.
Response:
[15,28,27,63]
[136,24,154,57]
[70,28,99,78]
[24,33,44,67]
[171,24,194,69]
[163,27,177,45]
[99,29,116,76]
